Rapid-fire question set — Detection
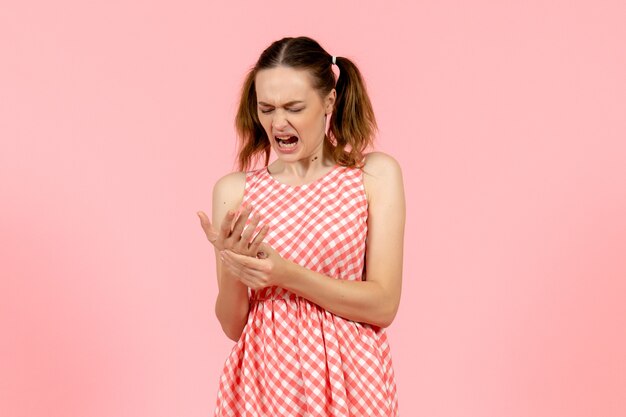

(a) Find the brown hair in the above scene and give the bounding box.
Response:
[234,36,377,172]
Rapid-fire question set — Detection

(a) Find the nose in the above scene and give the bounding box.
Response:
[271,111,288,130]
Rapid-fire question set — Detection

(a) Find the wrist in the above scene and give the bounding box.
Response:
[221,268,248,291]
[276,258,298,289]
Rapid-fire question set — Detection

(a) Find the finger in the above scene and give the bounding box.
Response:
[238,275,260,290]
[197,211,218,242]
[219,209,237,239]
[248,223,270,254]
[236,212,261,251]
[223,250,266,272]
[235,266,265,280]
[197,211,211,229]
[235,268,268,289]
[220,252,243,276]
[230,203,254,240]
[223,254,266,281]
[222,249,253,269]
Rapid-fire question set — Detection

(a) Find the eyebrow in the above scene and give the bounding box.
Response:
[257,100,305,106]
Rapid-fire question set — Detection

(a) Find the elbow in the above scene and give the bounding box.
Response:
[223,324,244,342]
[216,312,245,342]
[214,301,248,342]
[373,312,395,329]
[372,298,400,328]
[383,310,399,328]
[366,282,400,328]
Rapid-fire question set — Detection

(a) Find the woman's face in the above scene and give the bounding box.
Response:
[255,66,335,161]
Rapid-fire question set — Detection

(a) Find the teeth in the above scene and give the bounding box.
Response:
[275,136,298,148]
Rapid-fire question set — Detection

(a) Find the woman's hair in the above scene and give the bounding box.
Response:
[234,36,377,171]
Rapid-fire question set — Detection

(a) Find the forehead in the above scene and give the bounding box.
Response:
[255,66,316,103]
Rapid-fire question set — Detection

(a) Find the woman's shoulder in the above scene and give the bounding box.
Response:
[361,151,404,203]
[214,170,246,188]
[212,170,247,207]
[363,151,402,177]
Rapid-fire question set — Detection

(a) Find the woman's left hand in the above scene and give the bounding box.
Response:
[220,243,290,290]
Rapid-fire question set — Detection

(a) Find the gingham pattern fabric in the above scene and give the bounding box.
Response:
[213,163,399,417]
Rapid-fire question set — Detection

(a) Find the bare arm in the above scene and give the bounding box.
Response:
[211,172,250,341]
[220,152,405,328]
[279,152,405,327]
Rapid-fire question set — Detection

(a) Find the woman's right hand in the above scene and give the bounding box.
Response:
[197,202,269,258]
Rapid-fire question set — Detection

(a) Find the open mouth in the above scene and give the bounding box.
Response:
[275,135,299,148]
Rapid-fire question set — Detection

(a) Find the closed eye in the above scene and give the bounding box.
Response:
[259,108,304,114]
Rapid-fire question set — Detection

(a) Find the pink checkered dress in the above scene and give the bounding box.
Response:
[214,163,399,416]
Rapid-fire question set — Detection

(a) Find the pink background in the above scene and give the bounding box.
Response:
[1,1,625,416]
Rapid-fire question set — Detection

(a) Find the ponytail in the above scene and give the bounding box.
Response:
[326,56,377,168]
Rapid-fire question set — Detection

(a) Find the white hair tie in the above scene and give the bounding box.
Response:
[331,55,337,65]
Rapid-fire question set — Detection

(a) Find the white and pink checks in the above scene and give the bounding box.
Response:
[213,163,399,417]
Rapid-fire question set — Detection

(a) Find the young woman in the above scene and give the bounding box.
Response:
[198,36,405,417]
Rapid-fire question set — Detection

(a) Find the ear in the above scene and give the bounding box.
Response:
[325,89,336,114]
